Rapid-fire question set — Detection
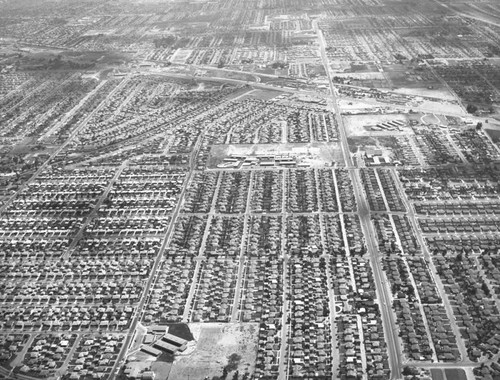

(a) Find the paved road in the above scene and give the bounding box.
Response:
[390,168,470,364]
[66,161,127,254]
[431,0,500,28]
[41,79,110,140]
[376,171,439,362]
[230,171,254,322]
[314,19,403,380]
[277,168,289,380]
[0,76,130,215]
[108,132,203,380]
[150,70,301,94]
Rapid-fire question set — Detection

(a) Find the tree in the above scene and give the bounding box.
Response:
[403,366,419,376]
[271,61,287,69]
[466,104,478,114]
[407,285,415,298]
[476,122,483,130]
[394,53,407,62]
[482,282,491,297]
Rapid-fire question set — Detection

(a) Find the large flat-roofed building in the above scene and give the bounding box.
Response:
[140,345,161,357]
[162,333,188,351]
[153,340,179,354]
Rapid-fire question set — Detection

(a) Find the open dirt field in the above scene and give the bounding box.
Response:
[340,93,465,117]
[343,113,412,137]
[205,68,258,82]
[170,49,193,64]
[333,72,386,80]
[168,323,258,380]
[392,87,456,101]
[339,98,386,113]
[243,88,286,101]
[415,100,465,116]
[485,123,500,142]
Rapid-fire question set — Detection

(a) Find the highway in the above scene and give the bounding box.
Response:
[314,19,404,379]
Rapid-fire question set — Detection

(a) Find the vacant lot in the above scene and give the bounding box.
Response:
[431,369,445,380]
[444,368,467,380]
[485,124,500,142]
[168,323,258,380]
[393,87,456,101]
[416,99,465,116]
[245,89,286,101]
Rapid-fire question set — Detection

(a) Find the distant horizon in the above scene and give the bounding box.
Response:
[0,1,499,380]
